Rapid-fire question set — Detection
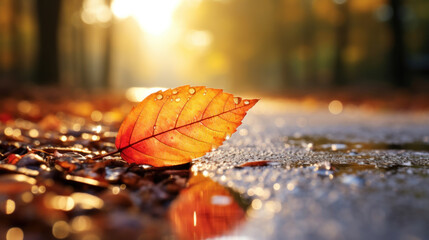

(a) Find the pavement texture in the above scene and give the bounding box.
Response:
[191,98,429,240]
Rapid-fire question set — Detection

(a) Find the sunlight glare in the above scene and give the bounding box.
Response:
[186,30,212,49]
[81,0,112,24]
[126,87,167,102]
[111,0,182,35]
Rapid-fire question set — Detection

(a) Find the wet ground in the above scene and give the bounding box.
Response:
[193,99,429,240]
[1,94,429,240]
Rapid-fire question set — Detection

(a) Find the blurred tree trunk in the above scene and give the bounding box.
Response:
[11,0,27,84]
[273,0,289,88]
[11,0,19,83]
[35,0,62,84]
[389,0,408,87]
[101,0,113,89]
[0,0,13,85]
[303,0,316,86]
[333,2,349,86]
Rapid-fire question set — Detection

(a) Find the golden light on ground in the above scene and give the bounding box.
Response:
[21,192,34,203]
[273,183,281,191]
[4,127,13,136]
[28,129,39,138]
[111,0,182,36]
[265,200,282,213]
[71,192,104,210]
[71,216,93,232]
[52,221,71,239]
[6,227,24,240]
[111,186,120,195]
[46,194,75,211]
[328,100,343,115]
[251,199,262,210]
[90,111,103,122]
[60,135,68,142]
[5,199,16,214]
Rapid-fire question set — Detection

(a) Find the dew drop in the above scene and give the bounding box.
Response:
[244,100,250,105]
[175,97,181,102]
[153,126,157,130]
[188,88,196,95]
[172,90,178,95]
[156,94,163,100]
[226,134,231,140]
[233,97,241,104]
[203,91,207,96]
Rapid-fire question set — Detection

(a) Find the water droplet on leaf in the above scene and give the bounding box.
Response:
[188,88,196,95]
[233,97,241,104]
[172,90,178,95]
[175,98,181,102]
[244,100,250,105]
[156,94,163,100]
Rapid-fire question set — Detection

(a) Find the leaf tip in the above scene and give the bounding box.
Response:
[243,98,259,108]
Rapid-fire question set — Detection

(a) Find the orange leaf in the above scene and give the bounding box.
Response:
[236,160,273,168]
[6,154,22,165]
[115,86,258,166]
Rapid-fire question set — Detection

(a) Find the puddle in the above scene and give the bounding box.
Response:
[172,163,427,240]
[287,135,429,152]
[171,161,429,239]
[169,173,249,240]
[287,161,429,177]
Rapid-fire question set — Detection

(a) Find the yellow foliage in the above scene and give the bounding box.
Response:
[350,0,386,13]
[344,45,364,64]
[208,52,229,74]
[312,0,339,23]
[283,0,305,23]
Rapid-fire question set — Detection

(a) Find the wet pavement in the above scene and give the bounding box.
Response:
[1,96,429,240]
[191,99,429,240]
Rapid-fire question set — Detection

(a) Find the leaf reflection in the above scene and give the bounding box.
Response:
[169,174,246,240]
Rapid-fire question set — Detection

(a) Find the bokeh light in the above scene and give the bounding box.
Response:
[328,100,343,115]
[6,227,24,240]
[5,199,16,214]
[52,221,71,239]
[71,216,93,232]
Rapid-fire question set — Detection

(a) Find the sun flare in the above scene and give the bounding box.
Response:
[111,0,182,36]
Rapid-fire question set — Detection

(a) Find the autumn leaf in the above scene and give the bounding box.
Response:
[114,85,258,166]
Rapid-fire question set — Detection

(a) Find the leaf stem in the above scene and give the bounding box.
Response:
[91,149,120,160]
